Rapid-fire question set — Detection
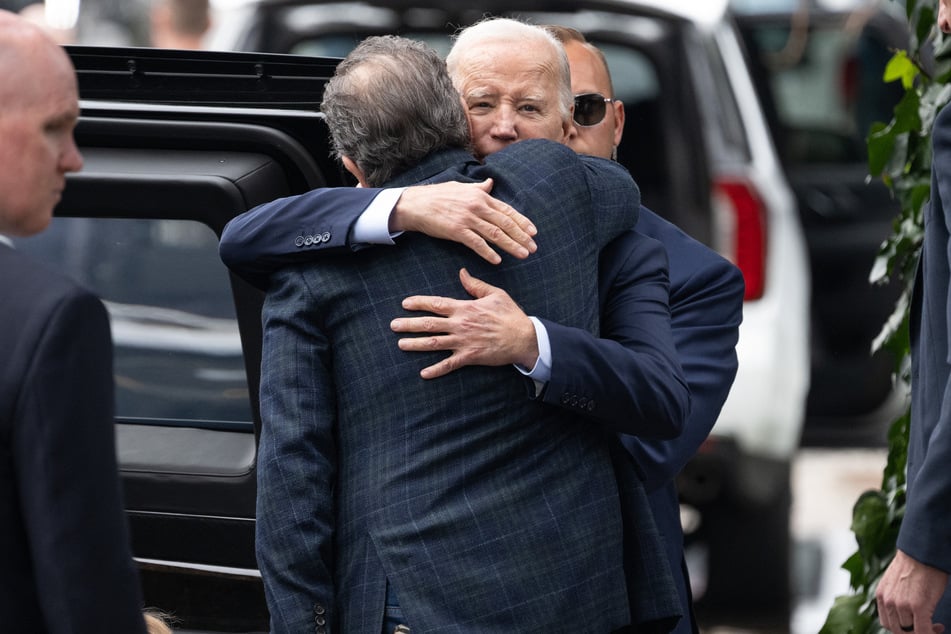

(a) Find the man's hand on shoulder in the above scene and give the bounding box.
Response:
[392,179,537,264]
[391,268,538,379]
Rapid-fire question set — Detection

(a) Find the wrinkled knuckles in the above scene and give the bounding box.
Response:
[485,225,504,241]
[429,297,450,313]
[423,336,443,350]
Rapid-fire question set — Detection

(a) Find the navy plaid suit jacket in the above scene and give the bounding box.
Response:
[255,139,678,633]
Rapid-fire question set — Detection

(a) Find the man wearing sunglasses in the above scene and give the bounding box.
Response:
[548,26,744,634]
[221,17,743,634]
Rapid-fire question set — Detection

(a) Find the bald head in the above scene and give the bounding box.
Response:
[0,10,83,236]
[0,11,75,108]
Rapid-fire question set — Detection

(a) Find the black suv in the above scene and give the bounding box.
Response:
[734,0,910,446]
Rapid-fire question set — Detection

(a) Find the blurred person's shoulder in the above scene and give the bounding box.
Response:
[0,244,100,321]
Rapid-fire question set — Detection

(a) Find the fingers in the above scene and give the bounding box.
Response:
[459,234,504,264]
[389,333,460,380]
[476,178,537,237]
[395,333,454,352]
[456,214,534,263]
[397,294,457,317]
[877,551,949,634]
[477,202,537,258]
[458,268,497,299]
[390,315,446,335]
[418,356,458,380]
[877,588,910,632]
[461,181,536,261]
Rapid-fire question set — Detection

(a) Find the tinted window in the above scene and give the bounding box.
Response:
[740,15,904,165]
[15,217,251,425]
[689,27,751,165]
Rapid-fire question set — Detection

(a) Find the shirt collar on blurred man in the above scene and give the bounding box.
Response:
[0,235,13,248]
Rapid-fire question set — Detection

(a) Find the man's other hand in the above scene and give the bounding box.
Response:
[391,268,538,379]
[391,179,537,264]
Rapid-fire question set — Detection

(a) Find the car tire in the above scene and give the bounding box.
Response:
[694,463,792,632]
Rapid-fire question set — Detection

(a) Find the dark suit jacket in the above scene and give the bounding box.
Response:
[221,166,742,634]
[252,139,684,633]
[902,101,951,622]
[0,244,146,633]
[543,210,743,634]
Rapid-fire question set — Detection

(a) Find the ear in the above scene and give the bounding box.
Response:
[612,99,625,148]
[562,104,575,142]
[341,156,369,188]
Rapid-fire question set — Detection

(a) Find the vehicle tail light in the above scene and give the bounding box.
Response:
[712,179,767,301]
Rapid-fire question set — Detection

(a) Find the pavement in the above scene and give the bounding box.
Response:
[700,447,888,634]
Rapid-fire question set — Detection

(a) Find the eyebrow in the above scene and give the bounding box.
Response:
[519,94,547,104]
[463,87,496,100]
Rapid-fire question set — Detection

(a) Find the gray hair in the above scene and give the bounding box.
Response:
[446,17,574,122]
[321,35,470,187]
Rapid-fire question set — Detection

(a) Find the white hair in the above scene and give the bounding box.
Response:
[446,17,574,121]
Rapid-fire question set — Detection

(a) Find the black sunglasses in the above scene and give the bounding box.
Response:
[573,93,616,127]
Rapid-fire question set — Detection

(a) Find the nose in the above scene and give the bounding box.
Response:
[490,105,518,142]
[61,136,84,173]
[941,2,951,33]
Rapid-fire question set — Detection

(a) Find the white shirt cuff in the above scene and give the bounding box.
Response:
[351,187,406,245]
[515,317,552,396]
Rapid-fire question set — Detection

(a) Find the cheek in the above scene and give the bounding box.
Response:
[467,115,490,136]
[548,116,570,141]
[569,127,614,159]
[467,119,494,154]
[517,117,565,143]
[471,137,494,160]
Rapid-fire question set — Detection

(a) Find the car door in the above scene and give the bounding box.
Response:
[13,46,343,631]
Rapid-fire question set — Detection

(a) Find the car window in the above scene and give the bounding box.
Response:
[597,41,660,103]
[739,15,903,165]
[689,27,751,165]
[15,217,252,427]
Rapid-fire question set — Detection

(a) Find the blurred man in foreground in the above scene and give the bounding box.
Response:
[0,10,147,633]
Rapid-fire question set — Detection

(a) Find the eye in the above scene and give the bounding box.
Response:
[519,103,543,114]
[44,114,77,137]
